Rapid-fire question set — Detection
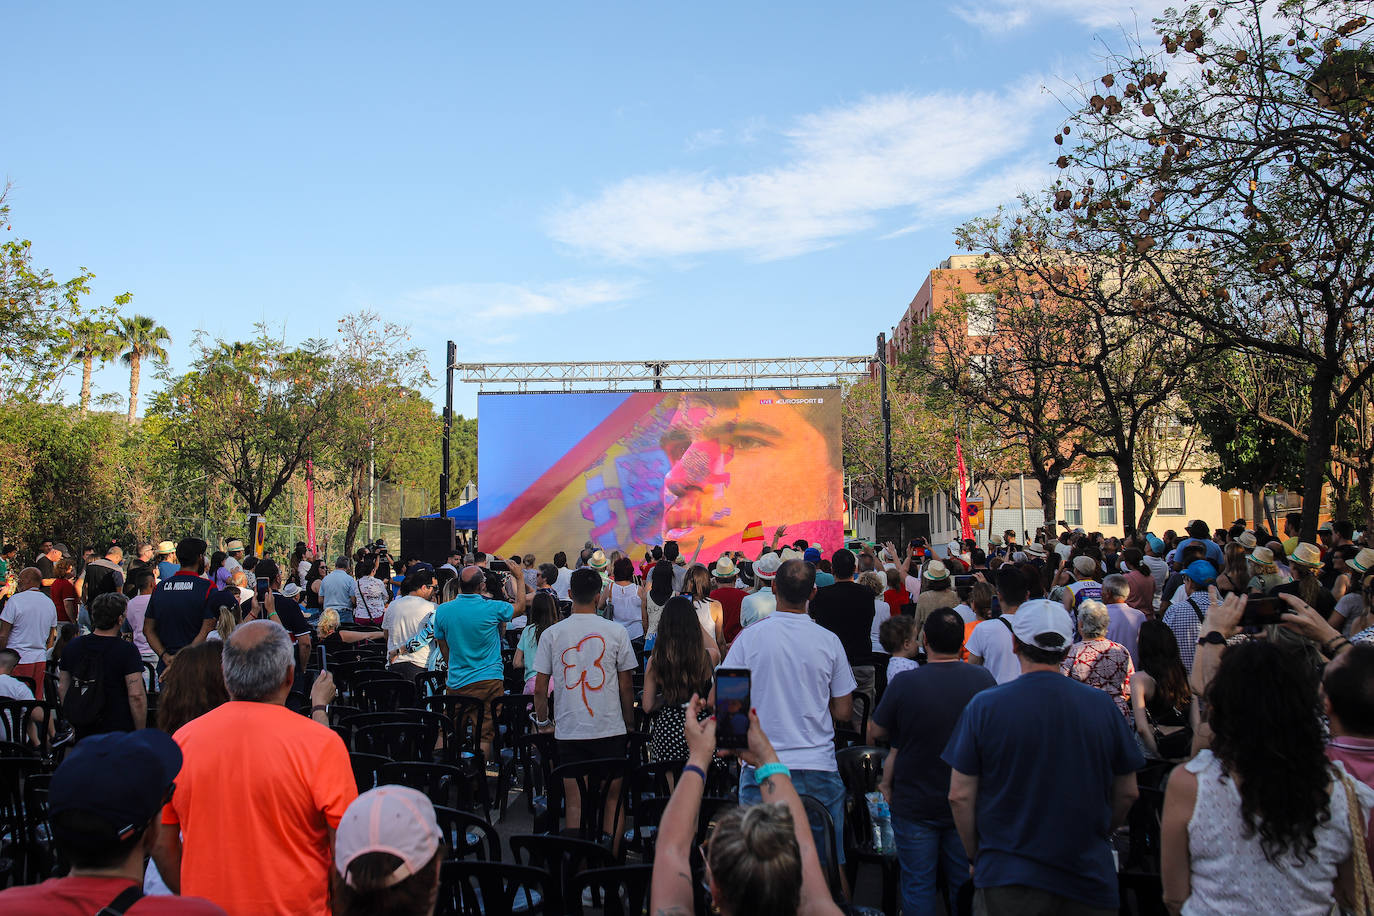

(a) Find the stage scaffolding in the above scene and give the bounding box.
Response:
[439,351,871,514]
[453,356,872,393]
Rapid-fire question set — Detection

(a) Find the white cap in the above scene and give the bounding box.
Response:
[1010,599,1074,652]
[334,786,441,889]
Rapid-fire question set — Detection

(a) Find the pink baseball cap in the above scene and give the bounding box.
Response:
[334,786,442,889]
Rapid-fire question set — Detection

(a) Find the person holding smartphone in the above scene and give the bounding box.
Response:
[650,695,844,916]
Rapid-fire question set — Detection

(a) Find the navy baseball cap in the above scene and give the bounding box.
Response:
[50,730,182,843]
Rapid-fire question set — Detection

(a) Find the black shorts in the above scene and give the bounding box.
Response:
[557,734,627,767]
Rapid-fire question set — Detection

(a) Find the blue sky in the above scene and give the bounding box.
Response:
[6,0,1168,417]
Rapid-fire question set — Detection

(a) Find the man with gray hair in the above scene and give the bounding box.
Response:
[318,556,359,625]
[1101,573,1146,665]
[154,620,355,915]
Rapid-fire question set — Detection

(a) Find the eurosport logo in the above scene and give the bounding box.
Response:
[759,397,825,405]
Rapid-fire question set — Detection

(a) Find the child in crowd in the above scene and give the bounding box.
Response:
[880,615,920,681]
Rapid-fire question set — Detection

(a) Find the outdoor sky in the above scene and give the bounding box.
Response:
[7,0,1169,416]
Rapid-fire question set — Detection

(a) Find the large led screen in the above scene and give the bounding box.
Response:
[478,389,843,560]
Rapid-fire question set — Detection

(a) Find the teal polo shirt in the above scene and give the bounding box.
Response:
[433,594,514,689]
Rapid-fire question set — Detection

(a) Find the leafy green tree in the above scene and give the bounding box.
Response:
[0,188,96,401]
[118,314,170,423]
[56,306,128,414]
[329,311,435,556]
[151,329,340,516]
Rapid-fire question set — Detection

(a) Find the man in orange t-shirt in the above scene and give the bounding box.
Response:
[154,620,355,916]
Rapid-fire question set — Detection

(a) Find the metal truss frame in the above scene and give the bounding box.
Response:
[455,356,872,393]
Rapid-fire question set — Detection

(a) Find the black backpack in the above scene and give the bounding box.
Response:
[63,650,105,728]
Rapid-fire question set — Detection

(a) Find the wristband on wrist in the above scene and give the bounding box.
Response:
[683,763,707,783]
[311,704,329,716]
[754,762,791,783]
[1323,636,1350,656]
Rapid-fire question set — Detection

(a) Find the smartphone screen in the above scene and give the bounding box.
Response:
[954,574,975,589]
[714,668,751,750]
[256,578,270,596]
[1241,596,1286,629]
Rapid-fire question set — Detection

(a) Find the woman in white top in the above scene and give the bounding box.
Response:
[641,560,676,640]
[858,571,888,655]
[683,564,724,648]
[354,556,389,626]
[605,557,646,641]
[1162,638,1372,914]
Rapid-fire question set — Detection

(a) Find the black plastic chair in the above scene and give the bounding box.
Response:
[418,670,448,700]
[356,677,418,713]
[0,756,44,883]
[851,691,872,739]
[350,752,389,793]
[1117,784,1169,916]
[517,732,560,832]
[623,760,686,857]
[437,860,551,915]
[490,694,533,816]
[835,745,898,916]
[0,700,53,759]
[510,833,617,913]
[573,864,654,916]
[552,758,631,850]
[433,805,501,862]
[424,694,487,753]
[354,722,433,762]
[380,761,489,815]
[799,793,847,906]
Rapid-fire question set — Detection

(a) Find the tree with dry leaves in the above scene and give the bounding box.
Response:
[1051,0,1374,539]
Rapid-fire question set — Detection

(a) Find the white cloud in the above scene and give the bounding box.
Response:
[686,128,725,152]
[397,278,639,322]
[547,80,1054,262]
[954,0,1170,32]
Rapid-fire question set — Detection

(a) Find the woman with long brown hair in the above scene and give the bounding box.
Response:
[643,596,718,763]
[157,641,229,735]
[1213,542,1251,596]
[683,563,724,649]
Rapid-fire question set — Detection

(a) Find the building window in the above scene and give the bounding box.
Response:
[1064,482,1082,527]
[1160,480,1186,515]
[1099,480,1117,526]
[967,293,997,336]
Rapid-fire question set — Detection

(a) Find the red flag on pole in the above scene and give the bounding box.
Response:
[305,459,318,555]
[955,436,974,542]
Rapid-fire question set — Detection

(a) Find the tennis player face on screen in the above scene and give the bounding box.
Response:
[658,391,843,555]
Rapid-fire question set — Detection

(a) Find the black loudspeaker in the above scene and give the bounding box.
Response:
[876,512,931,546]
[400,517,455,568]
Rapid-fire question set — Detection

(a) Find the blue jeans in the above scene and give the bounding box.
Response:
[891,815,969,916]
[739,766,846,865]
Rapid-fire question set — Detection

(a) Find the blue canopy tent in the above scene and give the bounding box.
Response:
[424,497,478,529]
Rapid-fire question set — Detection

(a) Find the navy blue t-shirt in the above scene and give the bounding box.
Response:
[145,571,216,653]
[942,670,1145,909]
[872,660,996,824]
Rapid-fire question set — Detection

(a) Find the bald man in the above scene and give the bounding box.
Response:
[434,559,526,758]
[0,568,59,698]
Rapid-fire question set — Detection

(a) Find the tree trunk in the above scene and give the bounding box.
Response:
[344,468,366,559]
[1116,457,1138,536]
[1251,489,1267,534]
[1356,464,1374,538]
[1136,490,1161,536]
[80,354,93,415]
[1032,470,1059,539]
[1300,367,1335,541]
[127,354,141,424]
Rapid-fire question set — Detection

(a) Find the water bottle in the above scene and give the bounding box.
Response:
[865,791,895,854]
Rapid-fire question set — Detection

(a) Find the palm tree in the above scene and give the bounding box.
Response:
[118,314,171,423]
[57,318,122,414]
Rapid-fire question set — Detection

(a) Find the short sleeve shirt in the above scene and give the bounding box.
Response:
[319,570,359,611]
[942,671,1145,910]
[383,595,434,669]
[739,589,776,628]
[163,701,356,916]
[0,876,226,914]
[964,616,1020,684]
[57,634,144,736]
[0,590,57,663]
[722,611,856,772]
[533,613,637,740]
[811,581,877,666]
[433,594,514,688]
[145,572,216,653]
[873,660,996,823]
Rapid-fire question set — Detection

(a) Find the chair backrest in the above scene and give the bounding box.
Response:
[354,722,433,762]
[510,833,617,913]
[381,761,487,814]
[0,699,53,757]
[516,732,560,828]
[552,757,631,842]
[437,860,551,916]
[356,678,418,714]
[397,707,464,764]
[417,670,447,700]
[575,865,655,916]
[798,793,846,905]
[851,690,872,736]
[489,693,533,757]
[834,745,888,855]
[349,752,390,793]
[433,805,501,862]
[424,695,486,752]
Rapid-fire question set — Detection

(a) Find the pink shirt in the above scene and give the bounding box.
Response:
[1327,735,1374,864]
